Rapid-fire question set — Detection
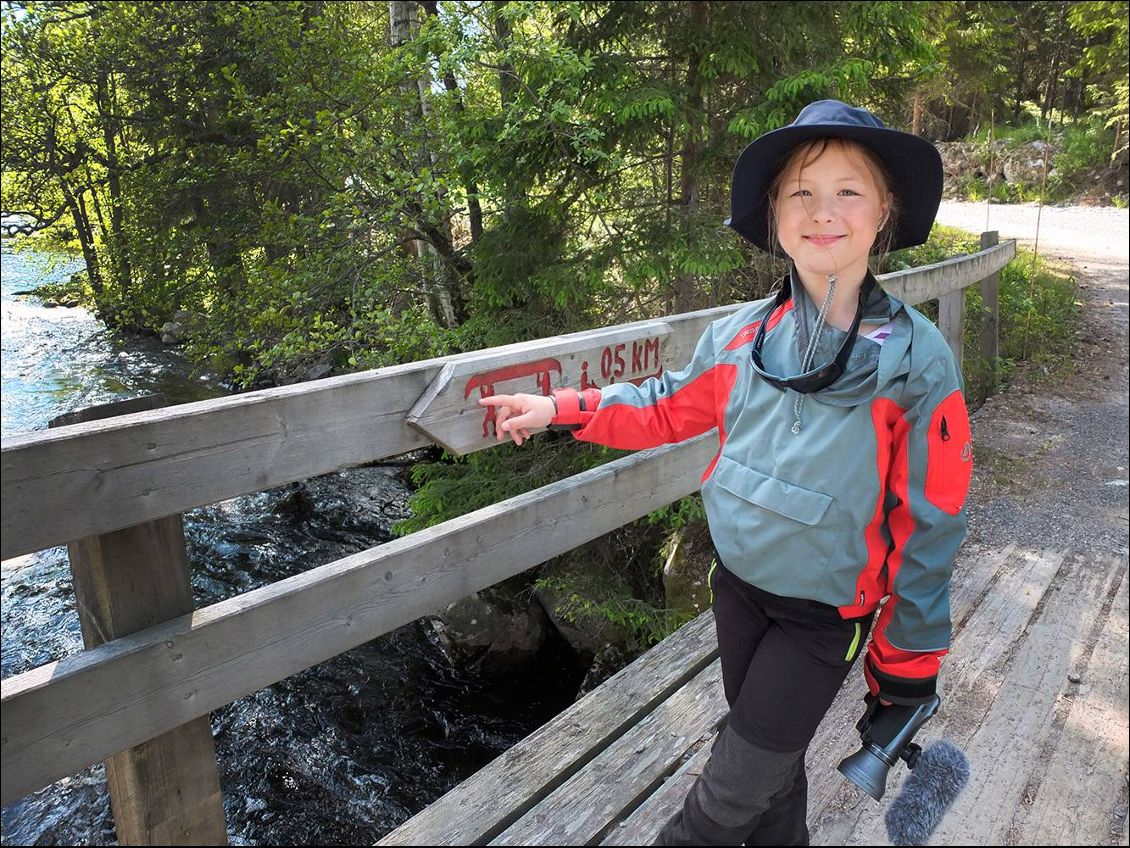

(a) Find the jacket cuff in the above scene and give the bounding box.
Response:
[548,388,600,431]
[864,654,938,706]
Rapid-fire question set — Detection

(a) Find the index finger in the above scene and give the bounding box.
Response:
[478,395,516,407]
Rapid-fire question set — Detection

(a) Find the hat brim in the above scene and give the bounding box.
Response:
[726,123,944,253]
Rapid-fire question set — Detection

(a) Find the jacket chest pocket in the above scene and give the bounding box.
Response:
[707,456,842,595]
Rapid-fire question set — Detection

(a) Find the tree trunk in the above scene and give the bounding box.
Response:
[493,0,520,215]
[189,194,247,299]
[422,0,483,246]
[96,71,132,296]
[912,88,924,135]
[390,0,461,328]
[493,1,519,113]
[1041,2,1070,126]
[44,115,104,296]
[61,178,104,296]
[672,0,707,314]
[1014,39,1027,123]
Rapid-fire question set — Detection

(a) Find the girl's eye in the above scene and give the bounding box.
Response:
[839,189,860,196]
[790,189,811,197]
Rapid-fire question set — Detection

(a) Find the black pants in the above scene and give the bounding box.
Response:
[656,561,873,846]
[712,561,874,753]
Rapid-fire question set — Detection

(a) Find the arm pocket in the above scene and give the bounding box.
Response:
[924,389,973,515]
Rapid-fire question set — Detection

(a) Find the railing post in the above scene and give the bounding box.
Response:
[938,286,966,373]
[979,231,1001,375]
[49,396,227,846]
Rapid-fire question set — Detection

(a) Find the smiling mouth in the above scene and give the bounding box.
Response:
[804,235,845,246]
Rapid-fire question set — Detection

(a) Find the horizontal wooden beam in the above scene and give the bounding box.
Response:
[380,611,719,846]
[1,365,437,560]
[1,434,718,806]
[0,241,1014,559]
[0,311,724,561]
[881,239,1015,305]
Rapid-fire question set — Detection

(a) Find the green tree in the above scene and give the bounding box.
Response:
[1068,1,1129,161]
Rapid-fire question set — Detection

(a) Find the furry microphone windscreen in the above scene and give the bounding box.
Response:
[884,740,971,846]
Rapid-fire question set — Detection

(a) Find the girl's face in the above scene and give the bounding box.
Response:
[773,142,891,285]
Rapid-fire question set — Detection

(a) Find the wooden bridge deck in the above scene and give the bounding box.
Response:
[381,543,1129,846]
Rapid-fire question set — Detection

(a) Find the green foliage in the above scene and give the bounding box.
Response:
[533,572,693,648]
[1047,119,1120,197]
[393,437,631,536]
[644,493,706,531]
[1067,1,1129,152]
[896,225,1079,406]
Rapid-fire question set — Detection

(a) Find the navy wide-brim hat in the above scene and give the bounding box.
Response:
[725,100,944,253]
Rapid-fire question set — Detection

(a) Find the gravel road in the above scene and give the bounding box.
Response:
[935,200,1129,265]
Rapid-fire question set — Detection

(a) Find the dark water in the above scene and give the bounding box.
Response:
[0,242,584,845]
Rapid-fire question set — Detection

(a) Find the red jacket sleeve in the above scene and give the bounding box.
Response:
[865,368,973,705]
[549,322,727,450]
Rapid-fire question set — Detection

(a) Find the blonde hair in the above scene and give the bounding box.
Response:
[765,138,898,270]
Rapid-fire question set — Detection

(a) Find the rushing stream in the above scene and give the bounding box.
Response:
[0,240,584,845]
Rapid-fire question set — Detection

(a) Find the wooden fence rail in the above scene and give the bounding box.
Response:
[0,236,1015,839]
[0,238,1012,561]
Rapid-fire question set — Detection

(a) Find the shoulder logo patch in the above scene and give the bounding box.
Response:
[724,323,760,351]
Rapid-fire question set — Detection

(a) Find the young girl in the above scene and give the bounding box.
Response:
[479,100,972,846]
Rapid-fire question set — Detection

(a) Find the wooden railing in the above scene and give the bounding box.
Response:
[0,234,1014,844]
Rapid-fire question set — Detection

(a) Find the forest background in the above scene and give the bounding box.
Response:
[3,0,1128,655]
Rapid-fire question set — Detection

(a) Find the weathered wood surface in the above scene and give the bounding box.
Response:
[1,365,440,560]
[407,321,674,455]
[601,736,714,846]
[379,611,719,846]
[1,434,717,806]
[808,548,1128,846]
[978,231,1001,368]
[938,287,966,370]
[880,238,1015,305]
[50,398,227,846]
[491,662,726,846]
[384,538,1128,848]
[1,240,1014,560]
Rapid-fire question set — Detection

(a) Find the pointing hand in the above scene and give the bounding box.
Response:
[477,393,556,446]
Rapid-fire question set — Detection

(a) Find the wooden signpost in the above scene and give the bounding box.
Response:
[406,321,675,455]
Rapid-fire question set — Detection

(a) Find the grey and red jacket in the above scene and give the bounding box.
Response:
[550,273,973,705]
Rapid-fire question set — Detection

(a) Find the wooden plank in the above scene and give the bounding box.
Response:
[602,733,715,846]
[802,541,1034,840]
[1,365,438,560]
[0,312,722,561]
[491,661,728,846]
[1,242,1015,560]
[70,518,227,846]
[979,231,1001,368]
[807,546,1122,846]
[994,556,1127,847]
[406,321,674,456]
[880,239,1015,306]
[50,399,227,846]
[938,288,966,371]
[379,610,720,846]
[105,722,228,846]
[1,434,718,806]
